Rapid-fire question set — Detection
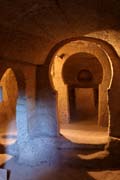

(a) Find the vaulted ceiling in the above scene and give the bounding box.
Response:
[0,0,120,64]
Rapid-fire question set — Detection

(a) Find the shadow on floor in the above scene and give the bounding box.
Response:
[0,153,120,180]
[0,136,120,180]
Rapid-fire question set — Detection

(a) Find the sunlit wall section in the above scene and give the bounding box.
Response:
[50,40,113,127]
[51,56,70,124]
[0,68,18,135]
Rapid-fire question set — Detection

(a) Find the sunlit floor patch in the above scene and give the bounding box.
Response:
[0,154,13,166]
[88,170,120,180]
[60,119,108,144]
[0,133,17,145]
[78,150,109,160]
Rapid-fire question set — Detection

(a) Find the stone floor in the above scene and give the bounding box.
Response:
[0,119,120,180]
[60,119,108,144]
[0,168,7,180]
[0,151,120,180]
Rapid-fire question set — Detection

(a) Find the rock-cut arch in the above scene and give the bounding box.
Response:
[49,39,113,134]
[0,67,28,148]
[0,68,18,144]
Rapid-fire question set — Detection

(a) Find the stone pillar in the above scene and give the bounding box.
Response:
[57,86,70,124]
[34,66,58,137]
[98,85,109,126]
[24,66,36,136]
[16,96,28,142]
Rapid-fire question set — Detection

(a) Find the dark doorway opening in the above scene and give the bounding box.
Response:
[68,86,98,123]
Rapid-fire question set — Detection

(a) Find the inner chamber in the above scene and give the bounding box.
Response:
[60,53,108,144]
[68,86,98,121]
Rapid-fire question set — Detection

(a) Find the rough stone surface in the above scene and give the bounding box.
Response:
[0,0,120,171]
[105,137,120,155]
[0,169,7,180]
[0,1,119,64]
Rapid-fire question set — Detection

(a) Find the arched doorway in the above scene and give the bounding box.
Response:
[0,68,18,146]
[49,39,113,145]
[62,53,103,124]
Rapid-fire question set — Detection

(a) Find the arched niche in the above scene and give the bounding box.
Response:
[0,67,28,146]
[49,39,113,131]
[62,52,103,88]
[77,69,93,82]
[0,68,18,144]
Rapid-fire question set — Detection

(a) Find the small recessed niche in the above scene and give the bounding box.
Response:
[77,69,93,82]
